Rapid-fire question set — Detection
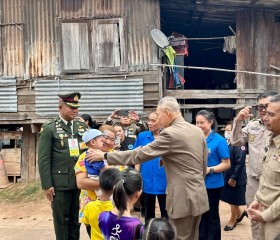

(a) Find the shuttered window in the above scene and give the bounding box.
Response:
[61,21,91,72]
[60,18,127,74]
[92,18,127,73]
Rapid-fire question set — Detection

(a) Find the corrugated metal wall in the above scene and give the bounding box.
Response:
[24,0,58,78]
[58,0,126,19]
[1,0,160,78]
[0,77,17,112]
[0,0,24,77]
[126,0,160,72]
[35,78,144,117]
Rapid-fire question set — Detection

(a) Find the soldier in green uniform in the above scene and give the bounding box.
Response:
[38,92,87,240]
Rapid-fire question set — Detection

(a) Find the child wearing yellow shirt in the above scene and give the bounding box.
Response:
[83,168,121,240]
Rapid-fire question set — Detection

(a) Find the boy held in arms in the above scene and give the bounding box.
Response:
[82,129,107,197]
[83,168,122,240]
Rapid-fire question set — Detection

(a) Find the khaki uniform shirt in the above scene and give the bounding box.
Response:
[255,134,280,222]
[231,119,270,179]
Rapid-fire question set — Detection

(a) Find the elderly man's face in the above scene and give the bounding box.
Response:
[59,103,79,121]
[264,102,280,135]
[156,106,169,129]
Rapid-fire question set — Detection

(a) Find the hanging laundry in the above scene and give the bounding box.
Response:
[223,36,236,54]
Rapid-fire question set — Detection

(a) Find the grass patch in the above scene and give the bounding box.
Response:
[0,180,45,203]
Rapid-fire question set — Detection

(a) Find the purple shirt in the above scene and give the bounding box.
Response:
[98,211,143,240]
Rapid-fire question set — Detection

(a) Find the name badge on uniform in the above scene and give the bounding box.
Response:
[68,138,79,157]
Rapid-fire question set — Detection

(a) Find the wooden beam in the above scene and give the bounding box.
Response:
[164,89,263,99]
[0,113,27,121]
[179,104,236,109]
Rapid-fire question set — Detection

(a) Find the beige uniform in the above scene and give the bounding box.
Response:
[231,119,270,240]
[255,134,280,240]
[231,119,269,179]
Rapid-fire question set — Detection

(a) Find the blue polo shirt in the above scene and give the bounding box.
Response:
[134,131,167,194]
[205,131,230,189]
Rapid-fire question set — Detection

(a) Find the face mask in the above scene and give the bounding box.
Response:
[224,132,231,140]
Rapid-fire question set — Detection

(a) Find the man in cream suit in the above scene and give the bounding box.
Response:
[89,96,209,240]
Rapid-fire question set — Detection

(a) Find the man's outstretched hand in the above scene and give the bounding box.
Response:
[86,149,105,163]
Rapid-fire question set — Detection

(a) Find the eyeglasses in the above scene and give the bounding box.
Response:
[103,135,116,142]
[255,104,269,111]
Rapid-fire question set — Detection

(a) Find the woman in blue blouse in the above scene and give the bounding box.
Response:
[196,110,231,240]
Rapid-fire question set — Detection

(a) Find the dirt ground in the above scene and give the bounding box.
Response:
[0,198,251,240]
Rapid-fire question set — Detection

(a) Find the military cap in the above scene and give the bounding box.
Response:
[58,92,81,108]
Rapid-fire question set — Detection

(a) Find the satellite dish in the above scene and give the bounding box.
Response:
[151,29,170,49]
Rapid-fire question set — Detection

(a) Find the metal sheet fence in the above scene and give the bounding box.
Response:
[35,78,144,117]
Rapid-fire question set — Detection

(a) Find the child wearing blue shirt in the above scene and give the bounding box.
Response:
[82,129,106,197]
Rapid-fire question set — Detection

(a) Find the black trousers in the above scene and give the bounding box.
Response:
[51,189,81,240]
[144,193,168,222]
[199,187,222,240]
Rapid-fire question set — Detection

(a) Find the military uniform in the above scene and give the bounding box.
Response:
[255,134,280,240]
[231,118,270,240]
[38,92,87,240]
[104,118,147,137]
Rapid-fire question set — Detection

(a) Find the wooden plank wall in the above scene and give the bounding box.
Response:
[236,10,280,96]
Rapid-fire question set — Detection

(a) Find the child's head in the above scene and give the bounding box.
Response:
[113,168,142,217]
[99,168,121,194]
[142,218,175,240]
[82,129,104,149]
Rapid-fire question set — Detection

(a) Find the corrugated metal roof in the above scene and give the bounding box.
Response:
[0,77,17,112]
[34,78,144,117]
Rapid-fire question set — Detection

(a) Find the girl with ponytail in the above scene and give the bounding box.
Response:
[98,168,144,240]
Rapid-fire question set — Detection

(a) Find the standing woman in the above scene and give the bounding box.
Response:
[220,121,247,231]
[80,114,99,129]
[196,110,230,240]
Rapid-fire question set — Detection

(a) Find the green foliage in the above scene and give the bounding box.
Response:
[0,180,45,203]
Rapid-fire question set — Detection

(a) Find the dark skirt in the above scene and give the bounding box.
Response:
[220,184,246,206]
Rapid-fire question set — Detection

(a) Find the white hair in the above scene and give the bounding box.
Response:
[158,97,180,113]
[270,94,280,103]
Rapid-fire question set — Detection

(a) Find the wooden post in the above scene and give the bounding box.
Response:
[21,125,36,180]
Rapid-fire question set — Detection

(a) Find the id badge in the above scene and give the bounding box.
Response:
[68,138,79,157]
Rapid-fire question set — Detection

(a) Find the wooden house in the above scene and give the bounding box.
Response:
[0,0,279,180]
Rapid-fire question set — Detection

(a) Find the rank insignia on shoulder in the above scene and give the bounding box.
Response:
[40,127,44,133]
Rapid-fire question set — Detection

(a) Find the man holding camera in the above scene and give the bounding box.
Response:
[104,109,147,138]
[230,91,277,239]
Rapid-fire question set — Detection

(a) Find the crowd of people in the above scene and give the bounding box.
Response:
[38,91,280,240]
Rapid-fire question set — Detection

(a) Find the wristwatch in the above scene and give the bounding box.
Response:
[209,167,215,174]
[104,153,108,160]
